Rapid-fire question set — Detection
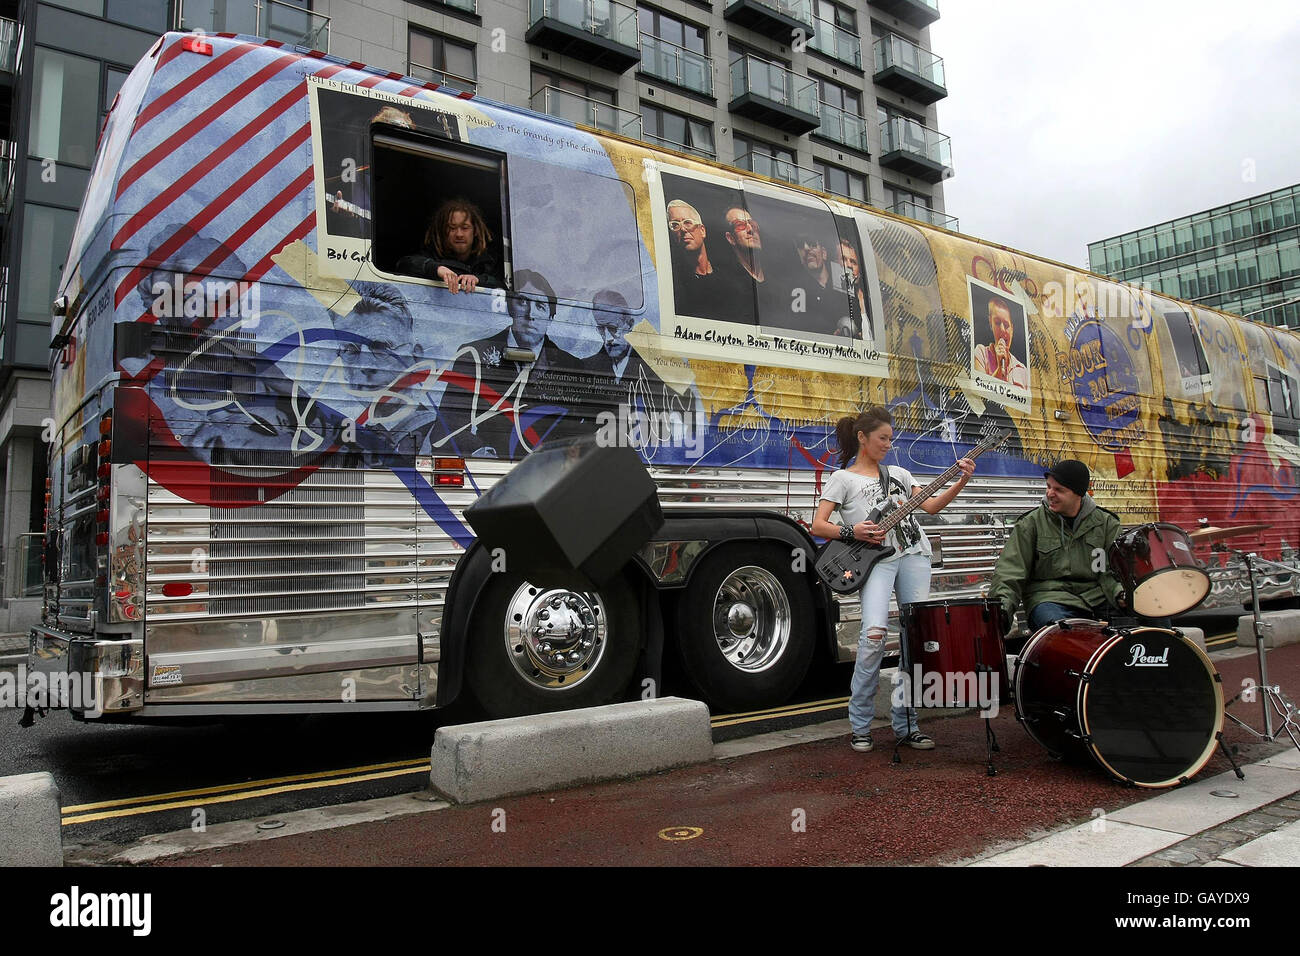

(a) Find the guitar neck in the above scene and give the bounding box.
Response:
[876,435,1002,534]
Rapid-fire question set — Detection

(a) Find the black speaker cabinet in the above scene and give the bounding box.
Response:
[463,436,663,588]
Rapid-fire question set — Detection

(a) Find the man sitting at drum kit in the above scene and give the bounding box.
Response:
[988,459,1126,629]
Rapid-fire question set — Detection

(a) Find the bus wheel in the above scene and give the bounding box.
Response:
[676,544,815,712]
[465,571,642,719]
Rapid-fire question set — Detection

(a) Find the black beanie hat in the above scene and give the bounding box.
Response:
[1045,459,1090,497]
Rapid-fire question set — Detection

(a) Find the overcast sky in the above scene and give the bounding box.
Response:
[929,0,1300,269]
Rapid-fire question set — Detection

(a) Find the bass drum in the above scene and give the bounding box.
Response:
[1013,620,1224,789]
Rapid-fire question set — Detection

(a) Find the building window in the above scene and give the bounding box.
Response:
[105,0,171,32]
[100,65,131,132]
[29,48,101,167]
[816,75,861,116]
[531,68,616,106]
[815,160,865,203]
[638,6,707,55]
[815,0,856,32]
[17,203,77,364]
[638,5,712,94]
[409,28,476,93]
[641,104,714,158]
[734,132,795,169]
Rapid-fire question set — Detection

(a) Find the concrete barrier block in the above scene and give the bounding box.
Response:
[1237,610,1300,649]
[1179,627,1207,653]
[0,772,63,866]
[430,697,713,804]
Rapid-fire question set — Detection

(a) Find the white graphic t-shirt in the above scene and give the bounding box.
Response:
[820,465,930,557]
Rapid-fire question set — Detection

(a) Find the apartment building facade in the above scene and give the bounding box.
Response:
[1088,184,1300,331]
[0,0,954,630]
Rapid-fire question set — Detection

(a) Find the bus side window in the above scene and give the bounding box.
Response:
[370,130,511,290]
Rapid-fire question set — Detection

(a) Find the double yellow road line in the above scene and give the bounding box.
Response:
[60,697,852,826]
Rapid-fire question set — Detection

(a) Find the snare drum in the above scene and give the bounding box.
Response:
[901,598,1009,709]
[1013,619,1224,788]
[1108,523,1210,618]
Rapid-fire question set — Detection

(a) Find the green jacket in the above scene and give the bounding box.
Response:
[988,495,1123,618]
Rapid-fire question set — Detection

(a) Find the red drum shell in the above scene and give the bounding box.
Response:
[1108,522,1210,617]
[901,598,1009,709]
[1013,620,1224,788]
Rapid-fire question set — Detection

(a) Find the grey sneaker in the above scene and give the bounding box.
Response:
[850,733,874,752]
[902,731,935,750]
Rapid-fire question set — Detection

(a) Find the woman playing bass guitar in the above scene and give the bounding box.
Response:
[811,407,975,753]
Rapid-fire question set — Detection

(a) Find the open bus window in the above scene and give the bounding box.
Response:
[371,130,510,291]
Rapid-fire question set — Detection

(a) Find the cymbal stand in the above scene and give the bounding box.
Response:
[1217,546,1300,754]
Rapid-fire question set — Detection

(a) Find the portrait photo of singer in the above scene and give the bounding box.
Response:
[968,280,1030,393]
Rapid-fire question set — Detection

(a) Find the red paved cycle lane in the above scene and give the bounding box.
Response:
[154,643,1300,867]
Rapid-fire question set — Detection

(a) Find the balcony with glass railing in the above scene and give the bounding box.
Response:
[873,33,946,104]
[729,55,819,134]
[0,18,18,75]
[176,0,331,51]
[879,116,951,183]
[639,34,713,96]
[410,63,477,95]
[871,0,939,29]
[723,0,814,41]
[734,151,822,190]
[815,101,868,152]
[891,200,957,231]
[526,0,641,71]
[807,17,861,69]
[530,86,642,138]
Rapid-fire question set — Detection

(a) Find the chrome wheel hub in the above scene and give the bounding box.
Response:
[504,583,606,690]
[711,566,791,673]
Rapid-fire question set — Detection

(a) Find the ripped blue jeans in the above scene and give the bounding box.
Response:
[848,552,932,738]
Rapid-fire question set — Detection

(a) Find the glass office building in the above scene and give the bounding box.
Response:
[1088,184,1300,330]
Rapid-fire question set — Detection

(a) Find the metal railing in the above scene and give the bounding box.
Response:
[639,33,713,95]
[891,200,957,230]
[734,151,822,190]
[880,115,951,167]
[530,86,642,137]
[641,130,715,159]
[730,54,817,116]
[816,101,868,151]
[873,33,945,88]
[529,0,640,48]
[176,0,331,51]
[410,63,477,95]
[808,16,861,68]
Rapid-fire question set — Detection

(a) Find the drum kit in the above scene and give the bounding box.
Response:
[896,519,1295,787]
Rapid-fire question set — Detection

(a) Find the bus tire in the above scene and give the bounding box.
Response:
[464,570,643,719]
[676,543,815,712]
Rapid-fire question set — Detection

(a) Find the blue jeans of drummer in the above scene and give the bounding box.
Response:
[849,552,932,738]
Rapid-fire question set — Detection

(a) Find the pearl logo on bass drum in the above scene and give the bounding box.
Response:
[1126,644,1170,667]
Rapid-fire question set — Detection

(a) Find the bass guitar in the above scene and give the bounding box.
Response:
[814,428,1010,594]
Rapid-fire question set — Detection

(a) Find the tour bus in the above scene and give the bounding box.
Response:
[29,30,1300,723]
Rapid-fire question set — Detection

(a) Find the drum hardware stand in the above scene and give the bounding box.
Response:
[1216,546,1300,756]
